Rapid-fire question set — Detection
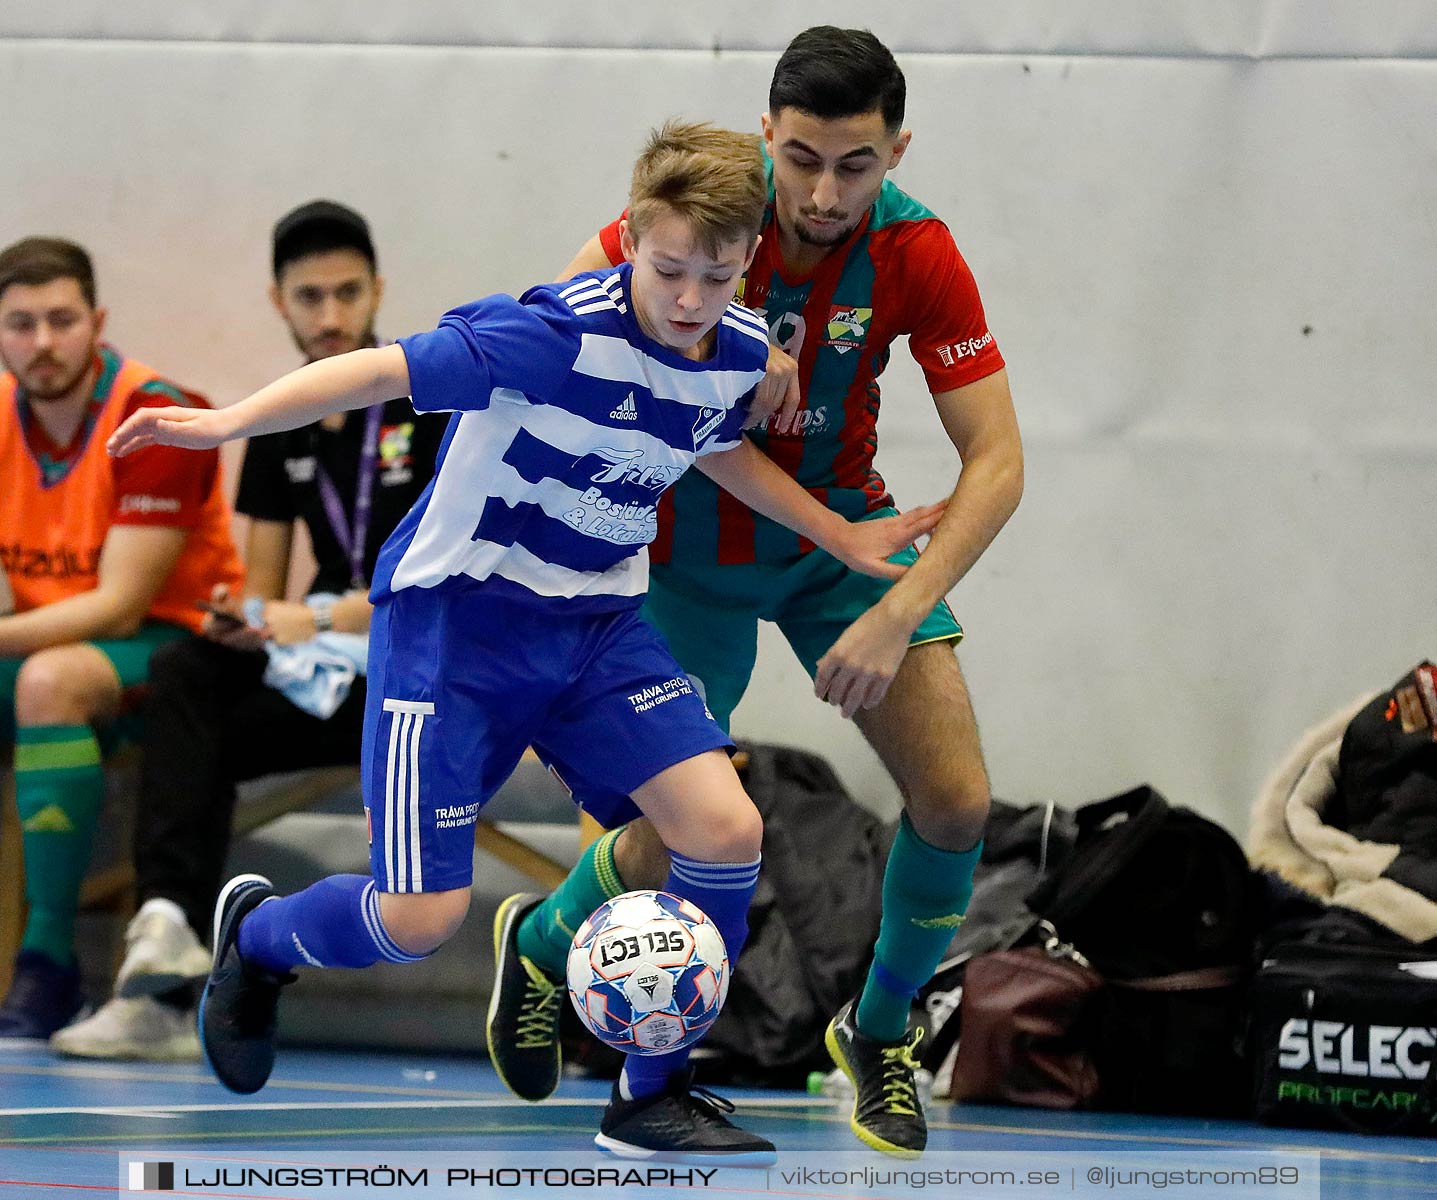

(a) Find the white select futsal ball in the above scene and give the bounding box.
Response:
[566,889,730,1055]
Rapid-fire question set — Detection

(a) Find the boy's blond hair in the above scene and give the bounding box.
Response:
[627,120,767,259]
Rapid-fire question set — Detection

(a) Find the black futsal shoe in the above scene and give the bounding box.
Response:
[0,949,84,1040]
[486,892,564,1101]
[595,1068,777,1166]
[198,874,294,1095]
[825,997,927,1157]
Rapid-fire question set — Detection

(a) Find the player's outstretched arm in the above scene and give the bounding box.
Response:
[108,345,411,458]
[695,440,943,580]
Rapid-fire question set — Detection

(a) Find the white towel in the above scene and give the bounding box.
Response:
[243,594,369,719]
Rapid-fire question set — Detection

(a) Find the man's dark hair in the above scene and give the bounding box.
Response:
[0,237,97,307]
[272,199,376,280]
[768,26,906,133]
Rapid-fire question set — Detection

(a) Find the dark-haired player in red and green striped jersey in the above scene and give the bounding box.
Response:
[490,27,1023,1158]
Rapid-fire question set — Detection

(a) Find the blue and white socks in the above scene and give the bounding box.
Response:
[618,850,761,1101]
[238,874,428,972]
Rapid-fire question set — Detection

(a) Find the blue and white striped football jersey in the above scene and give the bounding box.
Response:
[374,264,769,612]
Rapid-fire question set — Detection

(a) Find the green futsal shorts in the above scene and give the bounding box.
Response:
[643,507,962,730]
[0,620,189,746]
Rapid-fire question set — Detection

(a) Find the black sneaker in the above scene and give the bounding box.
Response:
[486,893,563,1101]
[198,874,294,1095]
[596,1069,777,1167]
[0,949,85,1040]
[825,998,927,1157]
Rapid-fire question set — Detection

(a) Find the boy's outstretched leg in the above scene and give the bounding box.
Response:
[200,875,291,1094]
[200,873,456,1093]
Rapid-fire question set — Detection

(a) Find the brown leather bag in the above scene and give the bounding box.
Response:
[950,931,1103,1109]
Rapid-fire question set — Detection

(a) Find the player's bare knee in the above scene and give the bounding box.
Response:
[13,649,108,726]
[692,799,763,863]
[905,771,990,850]
[377,888,470,955]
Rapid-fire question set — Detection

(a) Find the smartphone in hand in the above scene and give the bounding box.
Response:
[194,599,245,630]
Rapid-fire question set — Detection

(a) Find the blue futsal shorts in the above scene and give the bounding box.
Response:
[361,582,733,893]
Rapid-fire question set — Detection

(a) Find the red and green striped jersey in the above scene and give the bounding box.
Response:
[598,171,1004,567]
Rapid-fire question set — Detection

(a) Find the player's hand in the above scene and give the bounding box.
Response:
[199,583,266,651]
[259,600,323,646]
[742,343,801,433]
[108,405,234,458]
[814,606,911,719]
[830,502,946,580]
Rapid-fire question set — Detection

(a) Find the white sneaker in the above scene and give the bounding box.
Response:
[115,904,212,999]
[50,996,201,1061]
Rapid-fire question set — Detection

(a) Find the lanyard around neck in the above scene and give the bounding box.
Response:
[313,402,383,590]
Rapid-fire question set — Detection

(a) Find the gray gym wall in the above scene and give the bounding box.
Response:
[4,2,1434,832]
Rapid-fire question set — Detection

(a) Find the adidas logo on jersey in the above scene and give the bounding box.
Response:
[609,393,639,421]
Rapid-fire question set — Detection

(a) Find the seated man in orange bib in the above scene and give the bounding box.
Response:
[0,236,243,1039]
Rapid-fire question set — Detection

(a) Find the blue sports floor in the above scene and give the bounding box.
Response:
[2,1043,1433,1198]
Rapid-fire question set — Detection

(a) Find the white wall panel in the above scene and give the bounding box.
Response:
[8,2,1437,58]
[1,18,1432,830]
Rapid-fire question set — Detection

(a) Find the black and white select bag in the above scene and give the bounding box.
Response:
[1253,941,1437,1136]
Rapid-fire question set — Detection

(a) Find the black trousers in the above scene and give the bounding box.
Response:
[133,636,368,936]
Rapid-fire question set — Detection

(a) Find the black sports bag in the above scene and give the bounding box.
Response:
[1253,939,1437,1136]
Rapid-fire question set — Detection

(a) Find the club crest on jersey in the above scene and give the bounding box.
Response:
[379,422,415,485]
[824,305,872,354]
[692,406,725,447]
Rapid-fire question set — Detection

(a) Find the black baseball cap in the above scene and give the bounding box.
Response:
[271,199,376,278]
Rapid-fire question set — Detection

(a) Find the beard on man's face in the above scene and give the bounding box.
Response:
[18,351,93,401]
[793,208,858,247]
[292,324,377,364]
